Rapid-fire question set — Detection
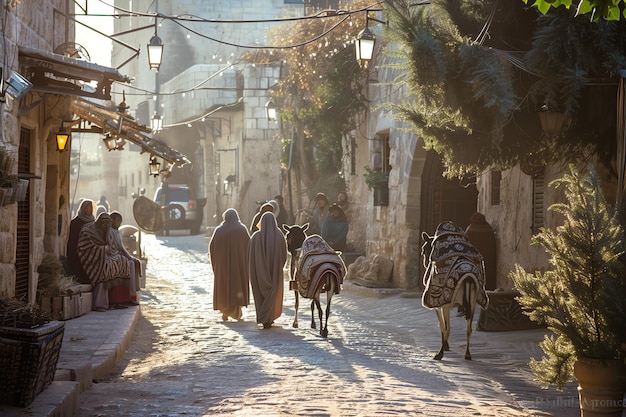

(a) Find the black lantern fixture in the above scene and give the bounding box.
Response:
[147,34,164,71]
[151,111,163,132]
[538,111,568,136]
[265,99,277,122]
[355,10,387,68]
[355,26,375,67]
[56,123,71,152]
[102,133,118,151]
[223,174,236,195]
[149,155,161,177]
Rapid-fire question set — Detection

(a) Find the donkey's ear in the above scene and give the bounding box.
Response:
[421,231,431,241]
[283,224,291,232]
[302,223,309,231]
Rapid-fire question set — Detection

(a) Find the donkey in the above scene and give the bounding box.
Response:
[284,223,308,329]
[283,224,344,337]
[421,221,489,360]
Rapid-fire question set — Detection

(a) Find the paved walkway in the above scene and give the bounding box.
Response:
[0,306,139,417]
[0,282,585,416]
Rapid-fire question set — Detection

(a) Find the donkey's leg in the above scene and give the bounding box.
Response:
[464,281,477,360]
[290,255,299,328]
[315,295,323,333]
[310,299,318,329]
[293,290,299,328]
[320,279,335,338]
[434,306,451,360]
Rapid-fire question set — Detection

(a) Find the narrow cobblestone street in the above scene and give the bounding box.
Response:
[76,233,580,417]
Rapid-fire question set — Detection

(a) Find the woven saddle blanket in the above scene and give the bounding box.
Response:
[422,230,488,310]
[296,235,346,299]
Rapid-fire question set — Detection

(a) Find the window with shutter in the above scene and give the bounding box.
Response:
[15,127,32,300]
[532,171,545,234]
[491,170,501,206]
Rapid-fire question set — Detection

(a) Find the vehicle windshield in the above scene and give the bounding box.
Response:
[154,187,190,204]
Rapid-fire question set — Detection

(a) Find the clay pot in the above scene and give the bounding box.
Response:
[573,356,626,417]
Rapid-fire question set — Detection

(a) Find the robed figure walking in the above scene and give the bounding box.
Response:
[209,209,251,321]
[248,211,288,328]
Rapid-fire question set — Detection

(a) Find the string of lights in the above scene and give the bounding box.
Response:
[75,0,390,128]
[94,0,379,23]
[169,14,352,50]
[76,0,381,51]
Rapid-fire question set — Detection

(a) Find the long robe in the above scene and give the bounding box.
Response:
[321,205,349,251]
[77,214,131,288]
[109,227,141,298]
[67,199,95,284]
[209,209,251,320]
[248,211,288,327]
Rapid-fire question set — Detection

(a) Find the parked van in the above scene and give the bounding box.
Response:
[153,184,204,235]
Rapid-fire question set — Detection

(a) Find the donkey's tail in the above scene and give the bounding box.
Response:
[463,278,477,321]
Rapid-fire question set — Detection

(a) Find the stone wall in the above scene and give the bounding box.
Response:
[0,0,72,300]
[477,165,563,289]
[344,57,426,289]
[344,41,569,290]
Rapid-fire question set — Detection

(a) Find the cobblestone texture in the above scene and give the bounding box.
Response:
[77,233,582,417]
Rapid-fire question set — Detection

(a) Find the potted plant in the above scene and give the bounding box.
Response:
[364,166,389,206]
[511,165,626,417]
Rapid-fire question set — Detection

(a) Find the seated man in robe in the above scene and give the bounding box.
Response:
[109,211,141,305]
[77,213,132,311]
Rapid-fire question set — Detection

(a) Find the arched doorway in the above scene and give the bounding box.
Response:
[402,150,478,290]
[420,150,478,242]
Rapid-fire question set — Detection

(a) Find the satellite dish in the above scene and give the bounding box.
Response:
[133,195,164,233]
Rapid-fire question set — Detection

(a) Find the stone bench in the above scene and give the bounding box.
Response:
[39,284,92,321]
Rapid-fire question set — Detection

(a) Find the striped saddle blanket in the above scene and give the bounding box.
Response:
[295,235,346,299]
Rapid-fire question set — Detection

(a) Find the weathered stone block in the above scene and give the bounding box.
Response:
[79,292,92,316]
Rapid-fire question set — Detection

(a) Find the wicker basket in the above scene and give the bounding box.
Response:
[0,321,65,407]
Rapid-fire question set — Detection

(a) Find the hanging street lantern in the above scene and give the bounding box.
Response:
[151,112,163,132]
[149,155,161,177]
[265,99,277,122]
[102,133,118,151]
[56,124,70,152]
[355,26,375,68]
[147,34,163,71]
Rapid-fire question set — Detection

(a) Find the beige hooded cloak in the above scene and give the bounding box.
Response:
[248,211,288,328]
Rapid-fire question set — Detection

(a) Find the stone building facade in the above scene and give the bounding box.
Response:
[344,31,560,290]
[1,1,82,301]
[90,0,305,230]
[0,1,188,303]
[0,1,78,301]
[72,1,575,292]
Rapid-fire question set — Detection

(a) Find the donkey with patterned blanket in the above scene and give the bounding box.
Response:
[421,221,489,360]
[284,224,345,337]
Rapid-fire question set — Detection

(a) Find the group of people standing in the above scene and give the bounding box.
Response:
[208,191,350,328]
[309,191,350,252]
[66,198,141,312]
[249,195,288,234]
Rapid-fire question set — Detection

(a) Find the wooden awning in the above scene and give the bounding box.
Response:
[70,98,190,167]
[19,46,130,100]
